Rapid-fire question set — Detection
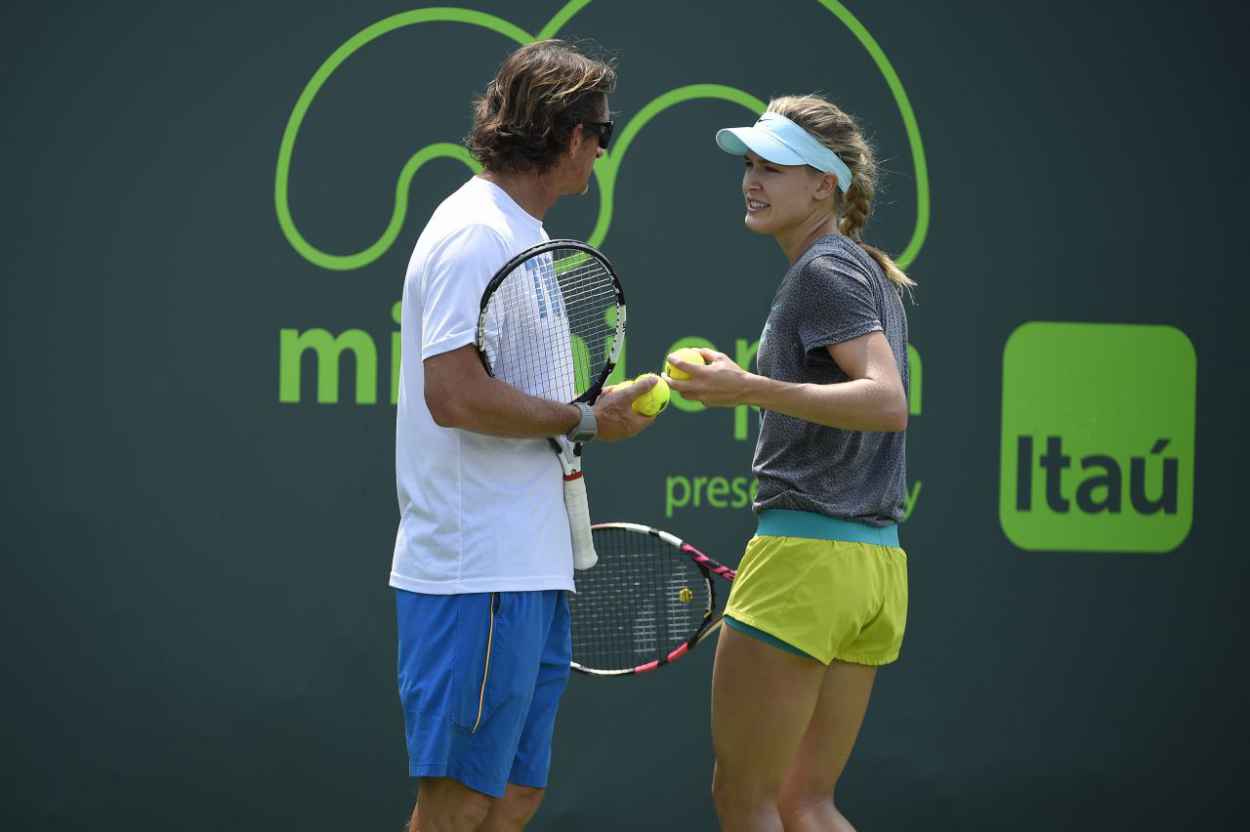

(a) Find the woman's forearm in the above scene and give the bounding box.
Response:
[746,374,908,432]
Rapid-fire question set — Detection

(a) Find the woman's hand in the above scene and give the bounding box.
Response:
[664,349,759,408]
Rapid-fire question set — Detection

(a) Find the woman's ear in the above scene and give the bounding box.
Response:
[811,170,838,201]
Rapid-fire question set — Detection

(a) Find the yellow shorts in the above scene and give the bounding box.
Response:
[724,510,909,666]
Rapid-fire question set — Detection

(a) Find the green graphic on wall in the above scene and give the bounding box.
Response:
[271,1,933,520]
[273,0,930,271]
[999,323,1196,553]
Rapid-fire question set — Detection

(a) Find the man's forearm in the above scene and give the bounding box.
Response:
[431,374,580,438]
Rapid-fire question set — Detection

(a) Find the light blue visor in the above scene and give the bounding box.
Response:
[715,111,853,193]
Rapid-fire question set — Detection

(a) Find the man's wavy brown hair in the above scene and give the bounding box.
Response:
[467,40,616,174]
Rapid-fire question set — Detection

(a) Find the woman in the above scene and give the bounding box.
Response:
[665,96,914,832]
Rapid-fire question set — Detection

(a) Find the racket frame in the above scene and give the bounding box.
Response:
[571,522,737,677]
[475,238,626,403]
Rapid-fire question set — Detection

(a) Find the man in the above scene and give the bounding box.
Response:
[391,40,656,832]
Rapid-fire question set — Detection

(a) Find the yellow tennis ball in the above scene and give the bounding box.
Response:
[664,347,707,380]
[631,373,670,416]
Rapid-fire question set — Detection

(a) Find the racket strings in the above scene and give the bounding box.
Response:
[481,246,621,402]
[571,527,713,672]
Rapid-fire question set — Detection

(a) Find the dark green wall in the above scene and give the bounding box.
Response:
[3,2,1246,829]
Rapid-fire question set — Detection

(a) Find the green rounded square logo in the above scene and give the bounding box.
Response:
[999,323,1196,553]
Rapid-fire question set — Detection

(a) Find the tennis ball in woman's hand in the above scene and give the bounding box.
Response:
[631,373,670,416]
[664,347,708,380]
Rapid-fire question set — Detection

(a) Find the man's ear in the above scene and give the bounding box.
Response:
[568,123,586,156]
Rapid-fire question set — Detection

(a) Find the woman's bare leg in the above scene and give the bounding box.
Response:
[776,661,877,832]
[710,625,828,832]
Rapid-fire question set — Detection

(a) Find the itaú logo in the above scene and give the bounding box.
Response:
[998,323,1196,554]
[272,0,930,272]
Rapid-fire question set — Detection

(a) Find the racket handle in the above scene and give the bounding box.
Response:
[563,473,598,569]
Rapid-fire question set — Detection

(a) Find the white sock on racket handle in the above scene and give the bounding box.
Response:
[563,474,599,569]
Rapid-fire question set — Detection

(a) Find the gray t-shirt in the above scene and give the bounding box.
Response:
[752,234,909,526]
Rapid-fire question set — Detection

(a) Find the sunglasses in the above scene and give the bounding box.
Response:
[582,120,615,150]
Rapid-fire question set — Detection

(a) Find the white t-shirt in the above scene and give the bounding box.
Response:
[390,177,575,594]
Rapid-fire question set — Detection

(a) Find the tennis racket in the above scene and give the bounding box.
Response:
[570,522,736,676]
[475,239,625,571]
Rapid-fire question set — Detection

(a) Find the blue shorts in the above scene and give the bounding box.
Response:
[395,589,571,798]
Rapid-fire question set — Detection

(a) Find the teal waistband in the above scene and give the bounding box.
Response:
[756,509,899,547]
